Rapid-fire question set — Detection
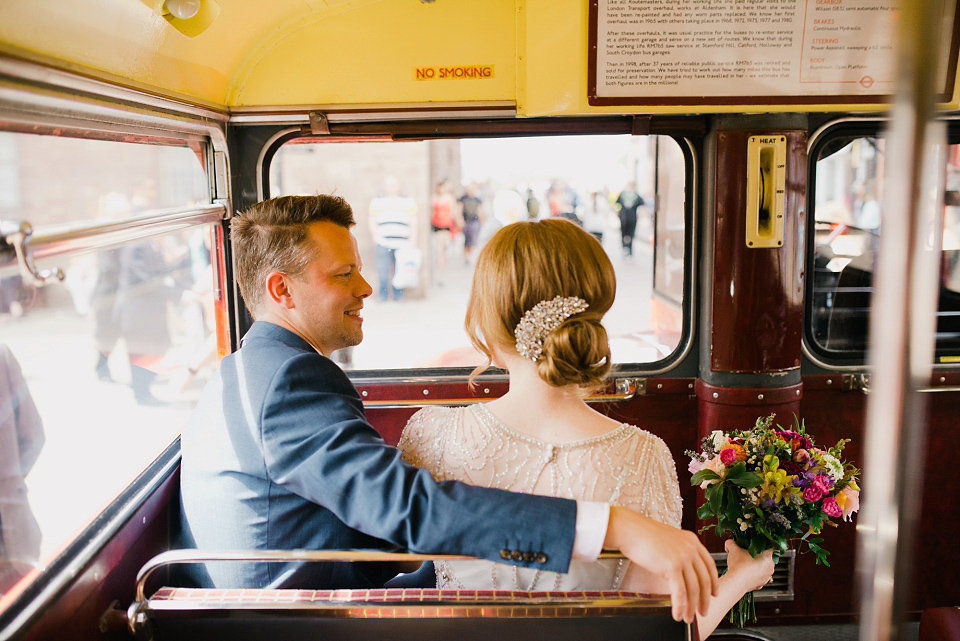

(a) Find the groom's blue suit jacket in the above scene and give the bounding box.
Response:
[179,322,577,589]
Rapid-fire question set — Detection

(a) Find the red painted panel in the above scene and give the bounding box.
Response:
[696,380,803,438]
[710,129,807,373]
[17,466,179,641]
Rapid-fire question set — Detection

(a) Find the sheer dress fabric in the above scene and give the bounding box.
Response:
[398,404,682,591]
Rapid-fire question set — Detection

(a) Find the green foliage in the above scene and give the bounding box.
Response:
[690,469,720,486]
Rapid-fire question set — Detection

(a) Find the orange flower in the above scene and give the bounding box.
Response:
[719,444,747,465]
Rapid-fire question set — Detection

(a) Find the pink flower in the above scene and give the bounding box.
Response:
[803,486,823,503]
[699,456,725,488]
[822,496,843,518]
[719,444,747,465]
[793,449,810,464]
[704,455,724,473]
[812,475,833,494]
[688,458,703,475]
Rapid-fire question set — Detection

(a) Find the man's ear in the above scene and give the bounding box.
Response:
[265,271,295,309]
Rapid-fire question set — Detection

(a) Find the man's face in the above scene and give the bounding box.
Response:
[286,221,372,357]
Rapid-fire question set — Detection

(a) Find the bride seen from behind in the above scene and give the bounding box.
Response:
[398,218,773,637]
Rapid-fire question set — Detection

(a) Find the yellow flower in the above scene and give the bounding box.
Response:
[761,455,789,501]
[782,482,803,500]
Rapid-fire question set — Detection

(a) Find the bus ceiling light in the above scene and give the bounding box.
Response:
[158,0,220,37]
[164,0,200,20]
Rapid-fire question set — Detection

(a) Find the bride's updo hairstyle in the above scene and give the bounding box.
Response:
[465,218,616,390]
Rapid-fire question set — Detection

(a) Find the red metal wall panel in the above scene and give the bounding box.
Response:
[710,129,807,374]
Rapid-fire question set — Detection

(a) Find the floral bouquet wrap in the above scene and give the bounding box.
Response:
[687,415,860,626]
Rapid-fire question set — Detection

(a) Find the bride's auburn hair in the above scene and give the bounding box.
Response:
[465,218,616,389]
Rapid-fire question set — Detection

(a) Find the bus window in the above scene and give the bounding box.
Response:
[267,134,688,372]
[807,126,960,365]
[0,131,214,601]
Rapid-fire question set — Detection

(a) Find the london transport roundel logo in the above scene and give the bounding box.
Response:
[860,76,875,89]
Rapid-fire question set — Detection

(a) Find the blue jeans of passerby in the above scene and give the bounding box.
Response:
[374,244,403,301]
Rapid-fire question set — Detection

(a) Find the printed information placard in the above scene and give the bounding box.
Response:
[588,0,958,105]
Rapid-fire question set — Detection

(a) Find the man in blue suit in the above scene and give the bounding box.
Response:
[179,195,716,623]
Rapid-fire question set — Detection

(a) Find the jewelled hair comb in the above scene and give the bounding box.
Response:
[514,295,589,362]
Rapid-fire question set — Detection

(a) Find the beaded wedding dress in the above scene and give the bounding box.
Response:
[398,403,682,591]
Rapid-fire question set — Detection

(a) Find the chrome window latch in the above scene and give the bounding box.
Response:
[1,220,64,286]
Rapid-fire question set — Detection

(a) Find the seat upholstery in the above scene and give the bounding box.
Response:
[139,587,693,641]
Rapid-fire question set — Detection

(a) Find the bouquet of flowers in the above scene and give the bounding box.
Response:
[687,415,860,626]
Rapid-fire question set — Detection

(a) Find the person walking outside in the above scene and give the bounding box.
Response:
[616,182,644,256]
[369,177,417,302]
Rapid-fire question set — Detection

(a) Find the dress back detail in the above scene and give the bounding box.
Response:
[398,404,682,591]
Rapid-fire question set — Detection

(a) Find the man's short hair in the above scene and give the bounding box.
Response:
[231,195,355,315]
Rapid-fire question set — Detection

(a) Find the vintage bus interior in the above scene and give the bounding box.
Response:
[0,1,958,640]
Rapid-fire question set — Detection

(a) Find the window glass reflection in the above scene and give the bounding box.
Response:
[0,133,207,227]
[810,135,960,360]
[0,226,216,597]
[269,134,687,370]
[0,131,212,602]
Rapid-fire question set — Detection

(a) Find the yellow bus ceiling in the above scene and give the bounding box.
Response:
[228,0,517,107]
[0,0,517,110]
[0,0,957,114]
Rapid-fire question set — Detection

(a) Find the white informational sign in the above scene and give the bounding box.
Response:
[589,0,956,104]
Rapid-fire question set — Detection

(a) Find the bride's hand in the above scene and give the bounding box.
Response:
[724,539,776,592]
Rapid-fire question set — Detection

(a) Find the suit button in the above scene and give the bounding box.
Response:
[534,553,548,564]
[523,552,535,563]
[500,549,511,560]
[511,550,523,562]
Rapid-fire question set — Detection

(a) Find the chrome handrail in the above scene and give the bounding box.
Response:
[0,203,228,283]
[855,1,949,641]
[133,548,628,604]
[848,372,960,395]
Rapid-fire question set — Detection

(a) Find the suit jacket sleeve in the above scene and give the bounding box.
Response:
[259,353,577,574]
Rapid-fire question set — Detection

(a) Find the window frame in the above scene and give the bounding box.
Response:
[0,57,231,634]
[803,116,960,369]
[251,117,700,382]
